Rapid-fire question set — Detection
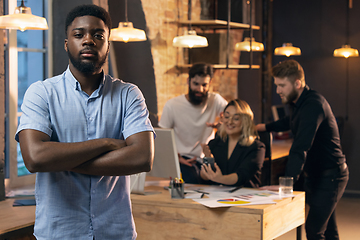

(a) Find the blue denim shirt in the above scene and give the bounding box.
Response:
[15,67,154,240]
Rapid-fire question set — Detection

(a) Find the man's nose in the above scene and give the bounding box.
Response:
[276,86,281,94]
[83,34,95,45]
[197,85,204,92]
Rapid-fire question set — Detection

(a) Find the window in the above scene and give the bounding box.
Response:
[4,0,51,189]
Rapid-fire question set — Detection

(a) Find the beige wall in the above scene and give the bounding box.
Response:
[141,0,241,117]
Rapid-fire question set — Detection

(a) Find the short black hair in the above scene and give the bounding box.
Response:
[65,4,112,36]
[188,63,214,79]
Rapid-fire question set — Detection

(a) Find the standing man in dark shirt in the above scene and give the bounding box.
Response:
[257,60,349,240]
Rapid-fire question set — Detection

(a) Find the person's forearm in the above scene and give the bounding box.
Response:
[19,129,126,173]
[214,173,238,185]
[256,123,267,132]
[71,131,154,176]
[71,144,152,176]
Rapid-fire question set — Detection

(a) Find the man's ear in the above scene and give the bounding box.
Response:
[295,79,301,89]
[64,39,68,52]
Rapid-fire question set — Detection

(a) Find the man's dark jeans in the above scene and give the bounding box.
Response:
[304,166,349,240]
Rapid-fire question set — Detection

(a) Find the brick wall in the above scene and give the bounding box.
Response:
[141,0,242,117]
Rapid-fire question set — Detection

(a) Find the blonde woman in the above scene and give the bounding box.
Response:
[200,99,265,188]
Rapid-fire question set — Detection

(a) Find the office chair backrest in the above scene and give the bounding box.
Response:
[258,131,273,186]
[258,131,272,161]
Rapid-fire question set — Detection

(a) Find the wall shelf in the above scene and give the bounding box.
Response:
[178,19,260,30]
[175,0,260,70]
[176,64,260,69]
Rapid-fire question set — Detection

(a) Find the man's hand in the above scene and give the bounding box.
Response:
[178,154,197,167]
[206,121,221,129]
[256,123,266,132]
[201,143,213,158]
[206,112,223,129]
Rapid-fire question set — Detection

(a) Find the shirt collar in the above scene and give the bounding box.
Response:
[64,66,105,94]
[291,85,310,108]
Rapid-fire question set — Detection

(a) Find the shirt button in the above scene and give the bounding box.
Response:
[92,214,95,218]
[92,190,95,194]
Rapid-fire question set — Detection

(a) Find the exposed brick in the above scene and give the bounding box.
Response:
[142,0,238,118]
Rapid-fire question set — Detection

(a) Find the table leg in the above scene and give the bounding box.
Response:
[296,225,302,240]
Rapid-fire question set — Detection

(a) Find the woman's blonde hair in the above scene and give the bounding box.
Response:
[218,99,258,146]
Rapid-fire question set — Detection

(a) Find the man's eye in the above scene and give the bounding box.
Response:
[74,33,83,38]
[94,34,104,39]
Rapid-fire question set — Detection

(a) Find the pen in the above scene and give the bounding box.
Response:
[194,189,209,195]
[229,186,242,193]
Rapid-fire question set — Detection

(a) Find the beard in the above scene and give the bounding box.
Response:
[68,49,108,74]
[282,87,298,104]
[188,86,208,105]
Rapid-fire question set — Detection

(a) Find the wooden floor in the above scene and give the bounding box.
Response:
[276,196,360,240]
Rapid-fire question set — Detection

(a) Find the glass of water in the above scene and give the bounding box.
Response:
[279,176,293,197]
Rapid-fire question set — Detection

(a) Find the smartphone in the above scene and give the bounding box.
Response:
[203,157,216,171]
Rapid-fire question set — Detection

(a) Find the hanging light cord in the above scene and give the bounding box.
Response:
[345,0,351,121]
[125,0,128,23]
[345,0,350,45]
[188,0,192,30]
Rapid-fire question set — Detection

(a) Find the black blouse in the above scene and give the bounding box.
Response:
[206,136,265,188]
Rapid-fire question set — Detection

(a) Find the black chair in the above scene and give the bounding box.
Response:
[258,131,273,186]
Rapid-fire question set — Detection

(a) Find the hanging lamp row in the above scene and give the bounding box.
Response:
[2,1,358,56]
[0,0,146,43]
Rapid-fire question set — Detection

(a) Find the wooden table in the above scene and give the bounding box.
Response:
[131,184,305,240]
[272,139,293,160]
[0,179,304,240]
[0,198,35,240]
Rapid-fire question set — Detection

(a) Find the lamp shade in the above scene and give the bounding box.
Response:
[0,3,48,31]
[235,37,264,52]
[109,22,146,42]
[274,43,301,57]
[333,45,359,58]
[173,30,208,48]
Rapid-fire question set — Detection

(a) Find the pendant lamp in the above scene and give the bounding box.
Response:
[274,43,301,57]
[173,30,208,48]
[109,0,146,42]
[333,45,359,58]
[235,37,264,52]
[172,0,208,48]
[333,0,358,58]
[0,0,48,31]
